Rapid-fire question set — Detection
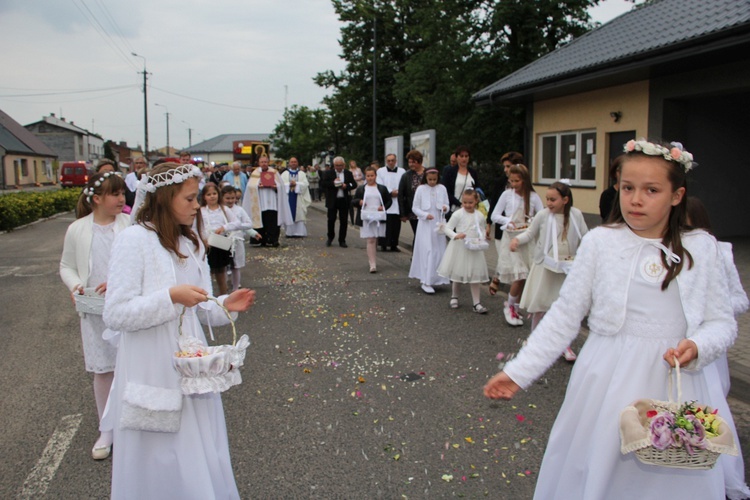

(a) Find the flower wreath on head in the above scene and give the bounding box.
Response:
[137,164,203,193]
[624,139,696,172]
[82,171,122,204]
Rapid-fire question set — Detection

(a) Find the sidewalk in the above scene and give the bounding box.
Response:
[310,200,750,403]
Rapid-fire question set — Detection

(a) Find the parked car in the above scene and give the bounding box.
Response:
[60,162,91,187]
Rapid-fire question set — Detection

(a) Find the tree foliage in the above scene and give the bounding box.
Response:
[312,0,600,173]
[269,105,332,165]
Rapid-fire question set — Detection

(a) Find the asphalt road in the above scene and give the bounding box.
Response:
[1,206,747,498]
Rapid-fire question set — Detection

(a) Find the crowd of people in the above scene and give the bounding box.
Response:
[57,139,750,498]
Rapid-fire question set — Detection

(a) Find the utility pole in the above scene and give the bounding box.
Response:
[372,16,377,162]
[182,120,193,147]
[155,103,170,155]
[131,53,149,158]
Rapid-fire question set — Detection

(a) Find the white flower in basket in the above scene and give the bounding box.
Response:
[619,358,737,469]
[172,297,250,395]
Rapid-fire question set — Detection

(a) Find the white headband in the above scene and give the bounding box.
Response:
[137,164,203,193]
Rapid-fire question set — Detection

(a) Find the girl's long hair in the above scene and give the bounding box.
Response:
[135,163,202,259]
[200,182,222,207]
[548,181,573,239]
[508,164,534,216]
[607,150,693,290]
[76,173,126,219]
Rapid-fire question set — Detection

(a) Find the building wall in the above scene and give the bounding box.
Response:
[532,81,650,215]
[2,154,55,187]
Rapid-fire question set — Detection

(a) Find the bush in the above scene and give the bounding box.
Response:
[0,189,80,231]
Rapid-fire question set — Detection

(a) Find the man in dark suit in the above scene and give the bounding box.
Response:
[320,156,357,247]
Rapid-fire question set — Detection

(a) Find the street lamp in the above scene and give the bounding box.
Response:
[154,103,170,155]
[131,52,149,158]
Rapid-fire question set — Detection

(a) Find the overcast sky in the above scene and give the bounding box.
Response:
[0,0,636,152]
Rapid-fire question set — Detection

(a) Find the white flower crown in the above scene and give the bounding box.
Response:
[82,171,121,203]
[624,139,696,171]
[137,164,203,193]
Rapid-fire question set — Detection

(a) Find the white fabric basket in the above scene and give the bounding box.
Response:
[207,233,233,251]
[74,287,105,315]
[172,297,250,395]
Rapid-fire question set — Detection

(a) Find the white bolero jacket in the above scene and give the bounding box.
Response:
[514,207,588,264]
[103,224,234,334]
[504,225,737,389]
[59,213,131,292]
[411,184,450,220]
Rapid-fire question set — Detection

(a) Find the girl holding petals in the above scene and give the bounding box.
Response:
[484,140,744,498]
[103,163,254,499]
[199,182,243,295]
[60,172,129,460]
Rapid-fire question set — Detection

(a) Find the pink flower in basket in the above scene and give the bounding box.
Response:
[649,413,675,450]
[674,414,706,455]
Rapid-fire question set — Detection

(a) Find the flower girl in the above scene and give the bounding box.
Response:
[199,182,242,295]
[352,166,392,273]
[60,172,129,460]
[103,163,254,499]
[222,185,261,291]
[437,189,490,313]
[485,140,739,498]
[510,180,588,361]
[408,168,450,294]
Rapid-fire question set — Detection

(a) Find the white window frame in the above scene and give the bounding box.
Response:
[537,130,597,187]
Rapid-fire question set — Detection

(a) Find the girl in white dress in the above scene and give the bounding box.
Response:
[437,189,490,313]
[510,181,588,361]
[408,169,450,294]
[103,163,254,499]
[352,166,392,273]
[491,163,543,326]
[60,172,129,460]
[199,182,242,295]
[222,185,261,291]
[485,140,741,499]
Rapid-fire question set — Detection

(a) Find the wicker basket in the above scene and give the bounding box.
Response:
[74,287,105,315]
[619,358,737,469]
[172,297,250,395]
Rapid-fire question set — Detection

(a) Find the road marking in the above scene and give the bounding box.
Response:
[19,413,83,499]
[0,266,20,277]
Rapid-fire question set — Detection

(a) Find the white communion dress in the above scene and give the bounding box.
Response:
[103,225,240,500]
[408,184,450,287]
[437,208,489,284]
[359,185,387,238]
[504,226,740,499]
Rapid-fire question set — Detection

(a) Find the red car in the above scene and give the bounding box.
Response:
[60,162,91,187]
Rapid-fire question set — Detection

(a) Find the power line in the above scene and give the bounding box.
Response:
[0,87,136,104]
[69,0,139,72]
[93,0,137,55]
[0,84,137,98]
[150,85,283,112]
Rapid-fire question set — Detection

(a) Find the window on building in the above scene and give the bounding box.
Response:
[538,130,597,186]
[20,158,29,176]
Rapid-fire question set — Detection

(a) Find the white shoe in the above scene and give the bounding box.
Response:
[421,284,435,294]
[504,302,523,326]
[562,347,577,362]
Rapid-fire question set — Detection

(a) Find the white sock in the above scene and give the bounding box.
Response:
[452,281,461,297]
[470,283,481,305]
[508,294,519,307]
[231,267,241,291]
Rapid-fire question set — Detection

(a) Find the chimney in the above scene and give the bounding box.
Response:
[120,141,127,147]
[50,113,56,117]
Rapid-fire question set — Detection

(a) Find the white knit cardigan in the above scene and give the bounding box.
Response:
[504,225,737,389]
[59,213,131,292]
[103,224,233,333]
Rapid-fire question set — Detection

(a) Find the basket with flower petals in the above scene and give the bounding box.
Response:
[619,358,737,469]
[172,297,250,395]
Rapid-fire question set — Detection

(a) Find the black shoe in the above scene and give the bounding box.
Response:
[380,245,387,252]
[390,247,400,252]
[272,242,280,247]
[326,239,332,247]
[339,242,348,248]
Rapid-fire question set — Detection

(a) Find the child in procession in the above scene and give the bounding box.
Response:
[103,162,254,499]
[408,168,451,294]
[484,140,740,499]
[199,182,242,295]
[222,185,261,291]
[352,166,392,273]
[437,189,490,313]
[60,172,129,460]
[509,180,588,361]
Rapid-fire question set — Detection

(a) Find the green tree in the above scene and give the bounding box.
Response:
[269,105,333,165]
[315,0,601,195]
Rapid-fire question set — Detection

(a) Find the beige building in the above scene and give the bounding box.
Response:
[474,0,750,237]
[0,109,58,189]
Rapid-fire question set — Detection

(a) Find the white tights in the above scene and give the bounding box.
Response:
[452,281,481,305]
[367,238,377,268]
[93,372,114,448]
[231,266,241,291]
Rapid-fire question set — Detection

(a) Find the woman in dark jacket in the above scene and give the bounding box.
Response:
[441,145,479,218]
[398,149,427,243]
